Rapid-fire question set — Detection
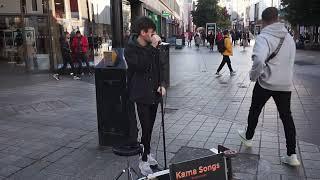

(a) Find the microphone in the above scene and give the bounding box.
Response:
[151,34,162,47]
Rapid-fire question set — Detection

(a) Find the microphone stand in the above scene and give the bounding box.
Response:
[158,42,168,170]
[160,94,167,169]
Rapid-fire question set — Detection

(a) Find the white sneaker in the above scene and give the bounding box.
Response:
[53,74,60,80]
[73,76,81,80]
[215,72,222,77]
[238,129,252,147]
[139,160,153,176]
[230,71,236,76]
[70,73,74,76]
[281,154,301,166]
[147,154,158,166]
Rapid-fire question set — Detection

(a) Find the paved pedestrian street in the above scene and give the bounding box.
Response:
[0,44,320,179]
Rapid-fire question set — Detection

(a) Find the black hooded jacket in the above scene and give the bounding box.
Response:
[124,35,166,104]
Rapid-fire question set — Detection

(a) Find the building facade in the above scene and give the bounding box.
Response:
[219,0,250,31]
[0,0,52,71]
[139,0,182,37]
[248,0,281,34]
[0,0,182,72]
[219,0,281,33]
[183,0,194,32]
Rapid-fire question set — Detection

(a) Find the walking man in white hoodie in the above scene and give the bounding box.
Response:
[238,7,300,166]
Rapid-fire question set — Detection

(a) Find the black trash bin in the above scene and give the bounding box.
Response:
[159,43,170,88]
[95,49,132,146]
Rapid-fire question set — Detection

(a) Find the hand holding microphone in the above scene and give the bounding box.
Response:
[151,34,162,48]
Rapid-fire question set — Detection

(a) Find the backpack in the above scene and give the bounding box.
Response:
[217,38,226,53]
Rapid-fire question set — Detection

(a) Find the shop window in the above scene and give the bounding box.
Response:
[70,0,79,19]
[254,3,259,21]
[54,0,65,18]
[43,0,49,14]
[32,0,38,11]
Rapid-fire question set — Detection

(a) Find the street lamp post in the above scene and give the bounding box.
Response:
[111,0,124,48]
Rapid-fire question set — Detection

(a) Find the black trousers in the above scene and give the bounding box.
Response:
[75,53,90,75]
[217,55,233,73]
[127,99,138,144]
[246,82,297,156]
[136,103,158,161]
[209,43,214,50]
[58,53,75,74]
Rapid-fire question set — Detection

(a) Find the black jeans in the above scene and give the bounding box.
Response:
[209,43,214,50]
[75,53,90,75]
[246,82,297,156]
[127,99,138,144]
[58,53,75,75]
[136,103,158,161]
[232,39,236,46]
[217,55,233,73]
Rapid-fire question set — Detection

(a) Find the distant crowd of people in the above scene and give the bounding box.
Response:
[184,29,254,51]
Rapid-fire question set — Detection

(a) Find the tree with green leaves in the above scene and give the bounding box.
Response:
[281,0,320,26]
[191,0,231,29]
[281,0,320,43]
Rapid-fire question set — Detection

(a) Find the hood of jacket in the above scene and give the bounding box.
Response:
[261,22,288,38]
[251,22,296,92]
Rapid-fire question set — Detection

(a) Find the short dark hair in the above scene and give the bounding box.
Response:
[131,16,156,35]
[223,30,229,35]
[262,7,278,23]
[76,31,81,34]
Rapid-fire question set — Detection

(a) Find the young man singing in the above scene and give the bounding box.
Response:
[124,17,166,176]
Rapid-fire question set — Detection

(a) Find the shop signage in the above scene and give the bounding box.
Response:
[169,154,227,180]
[162,11,170,17]
[206,23,216,35]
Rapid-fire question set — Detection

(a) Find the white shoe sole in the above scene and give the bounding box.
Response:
[238,130,252,147]
[281,157,301,166]
[139,164,153,176]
